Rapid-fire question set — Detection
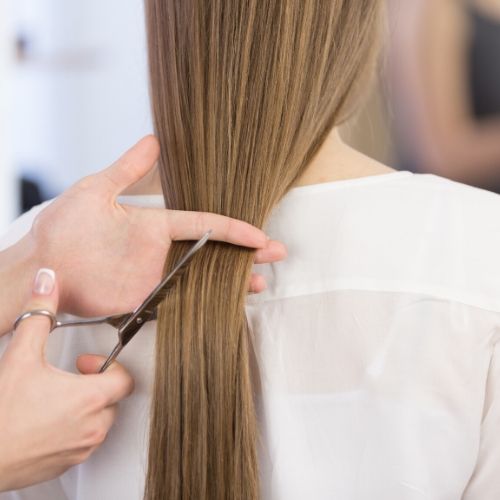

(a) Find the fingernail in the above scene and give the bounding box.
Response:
[266,234,271,240]
[34,268,56,295]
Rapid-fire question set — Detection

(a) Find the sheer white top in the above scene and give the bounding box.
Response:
[2,170,500,500]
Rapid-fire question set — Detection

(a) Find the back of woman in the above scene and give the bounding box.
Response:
[2,1,500,499]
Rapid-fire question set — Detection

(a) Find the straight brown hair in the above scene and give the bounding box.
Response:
[144,2,382,498]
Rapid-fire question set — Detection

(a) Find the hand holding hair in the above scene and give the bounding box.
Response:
[0,269,134,492]
[0,136,286,334]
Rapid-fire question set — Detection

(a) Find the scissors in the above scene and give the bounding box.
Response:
[14,230,212,373]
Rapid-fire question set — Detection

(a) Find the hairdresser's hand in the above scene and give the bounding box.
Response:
[18,136,286,318]
[0,269,134,492]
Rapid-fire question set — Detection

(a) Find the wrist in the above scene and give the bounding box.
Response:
[0,235,39,336]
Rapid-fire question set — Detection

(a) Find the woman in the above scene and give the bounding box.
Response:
[388,0,500,192]
[2,1,500,499]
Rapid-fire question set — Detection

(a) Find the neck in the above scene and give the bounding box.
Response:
[292,128,395,187]
[122,128,395,196]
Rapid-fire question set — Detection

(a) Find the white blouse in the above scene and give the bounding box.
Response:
[2,170,500,500]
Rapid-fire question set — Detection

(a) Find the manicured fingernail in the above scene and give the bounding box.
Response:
[34,268,56,295]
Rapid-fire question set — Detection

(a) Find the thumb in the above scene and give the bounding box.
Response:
[76,353,110,374]
[9,268,59,358]
[100,135,160,197]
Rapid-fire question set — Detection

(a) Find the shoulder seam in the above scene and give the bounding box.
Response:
[246,279,500,316]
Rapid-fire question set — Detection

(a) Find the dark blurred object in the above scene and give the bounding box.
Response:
[15,32,33,62]
[469,6,500,119]
[19,176,44,214]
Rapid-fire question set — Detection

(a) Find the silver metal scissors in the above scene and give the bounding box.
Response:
[14,230,212,372]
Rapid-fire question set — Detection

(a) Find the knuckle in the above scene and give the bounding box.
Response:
[84,389,108,410]
[71,448,94,465]
[81,424,108,448]
[123,373,135,397]
[31,209,52,244]
[114,371,135,399]
[91,427,108,446]
[66,455,81,467]
[74,174,97,192]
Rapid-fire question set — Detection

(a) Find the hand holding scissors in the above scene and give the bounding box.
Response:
[0,268,134,492]
[0,229,273,492]
[13,231,213,372]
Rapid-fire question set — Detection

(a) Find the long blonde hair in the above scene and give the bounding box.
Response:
[144,1,382,498]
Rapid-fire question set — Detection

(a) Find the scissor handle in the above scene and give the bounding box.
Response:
[53,314,129,330]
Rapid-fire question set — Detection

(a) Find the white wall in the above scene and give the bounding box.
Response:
[0,0,17,233]
[10,0,152,198]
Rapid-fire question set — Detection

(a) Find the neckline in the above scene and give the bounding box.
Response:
[282,170,414,199]
[119,170,414,203]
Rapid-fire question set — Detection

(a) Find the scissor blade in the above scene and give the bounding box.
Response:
[98,342,124,373]
[117,229,212,347]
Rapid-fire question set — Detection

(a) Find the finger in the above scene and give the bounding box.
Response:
[254,240,288,264]
[76,353,108,375]
[166,209,268,249]
[77,354,135,406]
[9,268,59,357]
[100,135,160,197]
[248,273,267,293]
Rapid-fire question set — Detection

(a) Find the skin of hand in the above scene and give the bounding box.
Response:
[0,269,135,492]
[0,135,286,334]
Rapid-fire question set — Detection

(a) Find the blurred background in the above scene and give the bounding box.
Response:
[0,0,152,232]
[1,0,500,233]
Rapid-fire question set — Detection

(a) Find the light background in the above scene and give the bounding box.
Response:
[0,0,395,234]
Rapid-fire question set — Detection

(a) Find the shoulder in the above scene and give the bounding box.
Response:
[251,172,500,312]
[381,171,500,266]
[376,173,500,312]
[408,173,500,225]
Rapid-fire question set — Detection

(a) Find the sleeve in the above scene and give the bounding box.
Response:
[462,336,500,499]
